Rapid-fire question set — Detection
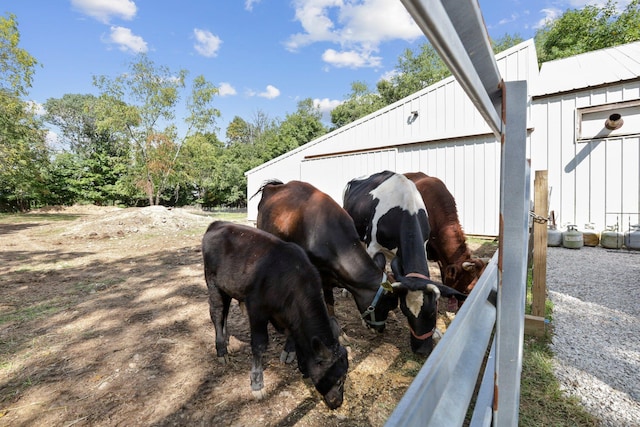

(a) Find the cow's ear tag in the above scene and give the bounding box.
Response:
[381,281,394,292]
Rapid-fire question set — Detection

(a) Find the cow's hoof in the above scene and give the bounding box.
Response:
[280,350,296,364]
[218,354,229,365]
[252,389,267,400]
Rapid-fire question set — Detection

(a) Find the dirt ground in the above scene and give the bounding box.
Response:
[0,205,497,427]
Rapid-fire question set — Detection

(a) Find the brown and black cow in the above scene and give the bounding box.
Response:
[404,172,487,302]
[202,221,348,410]
[343,170,467,356]
[255,180,398,337]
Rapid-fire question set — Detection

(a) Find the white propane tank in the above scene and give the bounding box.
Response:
[562,225,584,249]
[547,211,562,247]
[581,223,600,247]
[600,225,623,249]
[624,224,640,250]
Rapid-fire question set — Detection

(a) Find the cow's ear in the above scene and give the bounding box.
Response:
[311,336,332,362]
[373,252,386,270]
[390,256,403,279]
[328,317,342,340]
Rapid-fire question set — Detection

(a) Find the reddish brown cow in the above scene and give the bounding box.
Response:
[404,172,486,297]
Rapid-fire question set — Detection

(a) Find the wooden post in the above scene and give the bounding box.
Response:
[531,170,548,318]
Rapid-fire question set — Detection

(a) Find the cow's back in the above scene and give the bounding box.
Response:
[344,170,429,255]
[257,180,381,281]
[202,221,317,302]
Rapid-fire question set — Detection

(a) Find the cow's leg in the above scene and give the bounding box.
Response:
[207,284,232,364]
[248,313,269,400]
[322,283,336,317]
[321,279,352,345]
[280,335,296,364]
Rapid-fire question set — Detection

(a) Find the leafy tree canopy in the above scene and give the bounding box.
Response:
[536,0,640,63]
[0,13,48,211]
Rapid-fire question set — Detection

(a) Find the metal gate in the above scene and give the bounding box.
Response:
[385,1,530,425]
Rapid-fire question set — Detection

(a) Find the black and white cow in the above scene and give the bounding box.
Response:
[343,170,467,355]
[202,221,348,409]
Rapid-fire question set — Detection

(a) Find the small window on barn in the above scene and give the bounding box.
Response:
[576,100,640,142]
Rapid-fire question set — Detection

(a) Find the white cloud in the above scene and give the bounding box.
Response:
[257,85,280,99]
[107,26,148,53]
[71,0,137,24]
[380,69,399,82]
[314,97,341,114]
[314,97,342,123]
[322,48,381,69]
[218,82,237,97]
[285,0,421,69]
[245,0,261,11]
[535,8,562,29]
[498,13,520,26]
[25,100,45,116]
[193,29,222,58]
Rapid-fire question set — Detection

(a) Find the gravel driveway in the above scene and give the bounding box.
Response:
[546,246,640,427]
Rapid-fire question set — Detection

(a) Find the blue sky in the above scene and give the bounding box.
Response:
[6,0,629,144]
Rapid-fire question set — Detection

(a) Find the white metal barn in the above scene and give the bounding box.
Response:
[246,39,640,236]
[530,41,640,233]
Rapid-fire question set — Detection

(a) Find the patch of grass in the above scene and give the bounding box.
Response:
[73,278,124,293]
[0,300,66,325]
[519,336,599,426]
[194,208,248,222]
[519,266,597,426]
[0,213,82,224]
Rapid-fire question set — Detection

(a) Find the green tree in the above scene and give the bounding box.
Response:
[330,82,385,129]
[378,44,450,106]
[93,55,220,206]
[177,132,223,206]
[0,13,48,211]
[491,33,525,54]
[269,98,326,158]
[536,0,640,63]
[225,116,251,145]
[44,94,131,205]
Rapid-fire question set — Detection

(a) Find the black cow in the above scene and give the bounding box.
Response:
[255,180,398,335]
[343,170,466,355]
[202,221,348,410]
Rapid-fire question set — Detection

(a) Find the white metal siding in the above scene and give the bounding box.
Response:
[396,136,501,235]
[246,40,537,228]
[530,81,640,231]
[299,150,397,204]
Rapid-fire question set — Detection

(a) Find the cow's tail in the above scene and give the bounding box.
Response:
[249,179,285,200]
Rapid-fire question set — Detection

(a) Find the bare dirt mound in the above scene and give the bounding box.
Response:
[0,206,493,427]
[60,206,213,239]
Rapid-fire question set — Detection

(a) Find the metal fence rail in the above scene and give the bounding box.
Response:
[386,1,531,425]
[385,253,498,426]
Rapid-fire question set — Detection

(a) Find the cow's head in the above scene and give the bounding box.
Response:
[443,257,488,294]
[391,257,467,356]
[307,318,349,410]
[360,252,399,333]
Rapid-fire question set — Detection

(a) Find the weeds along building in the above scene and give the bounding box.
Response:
[246,39,640,236]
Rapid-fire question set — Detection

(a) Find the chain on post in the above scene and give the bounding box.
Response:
[529,211,549,224]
